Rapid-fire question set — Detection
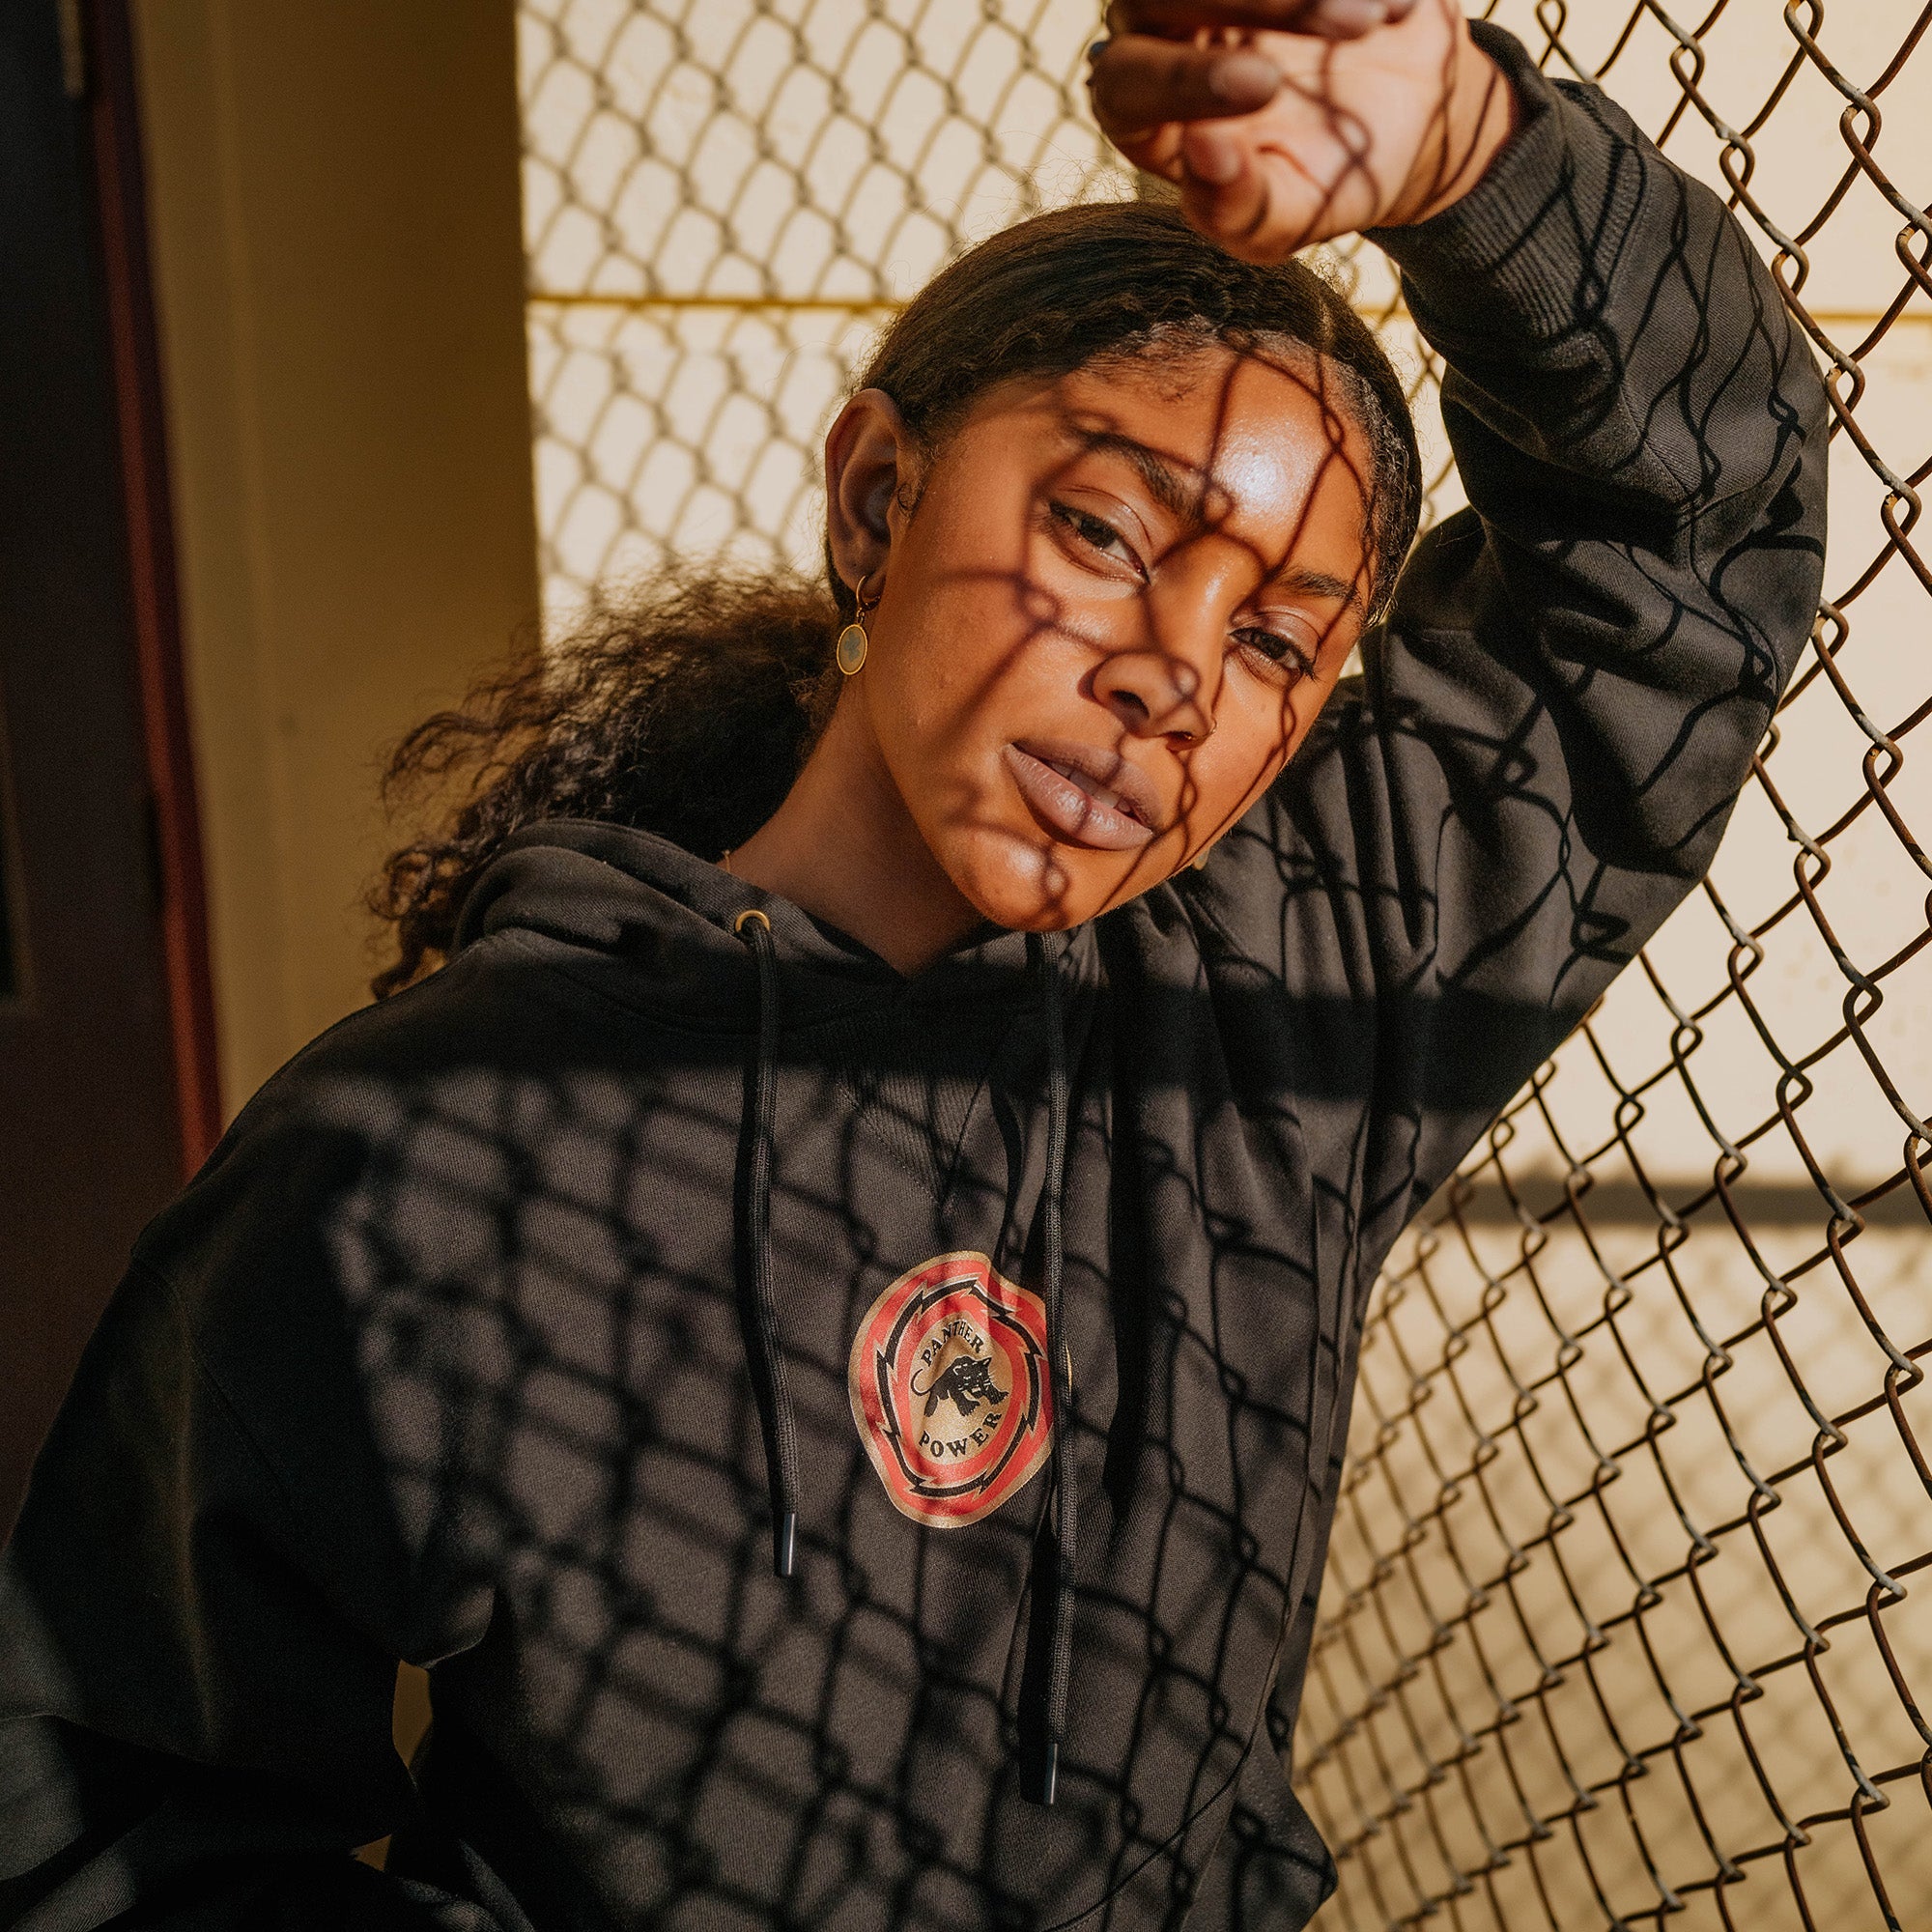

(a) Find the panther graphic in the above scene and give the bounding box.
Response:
[850,1252,1051,1527]
[913,1352,1005,1421]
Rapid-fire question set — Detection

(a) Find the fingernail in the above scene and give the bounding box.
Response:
[1321,0,1388,30]
[1087,37,1110,65]
[1208,51,1279,108]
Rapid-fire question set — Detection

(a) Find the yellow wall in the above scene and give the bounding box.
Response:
[131,0,539,1116]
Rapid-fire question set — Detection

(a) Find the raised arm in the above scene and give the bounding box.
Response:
[1097,7,1829,1198]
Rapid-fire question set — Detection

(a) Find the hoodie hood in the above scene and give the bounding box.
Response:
[453,818,1040,1024]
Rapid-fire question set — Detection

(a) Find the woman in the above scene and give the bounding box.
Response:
[0,3,1825,1927]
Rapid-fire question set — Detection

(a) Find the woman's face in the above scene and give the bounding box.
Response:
[829,341,1378,934]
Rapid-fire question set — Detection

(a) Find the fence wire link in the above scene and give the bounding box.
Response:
[517,5,1932,1926]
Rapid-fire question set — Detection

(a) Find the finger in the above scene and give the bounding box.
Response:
[1177,128,1320,264]
[1176,123,1275,247]
[1107,0,1407,40]
[1116,122,1190,184]
[1089,36,1282,138]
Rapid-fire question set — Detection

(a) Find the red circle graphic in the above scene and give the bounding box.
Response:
[848,1250,1053,1528]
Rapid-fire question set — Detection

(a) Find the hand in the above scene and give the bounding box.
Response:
[1089,0,1518,263]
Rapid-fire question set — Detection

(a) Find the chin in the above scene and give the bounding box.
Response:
[944,825,1124,934]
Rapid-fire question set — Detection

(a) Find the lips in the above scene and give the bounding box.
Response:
[1004,739,1164,853]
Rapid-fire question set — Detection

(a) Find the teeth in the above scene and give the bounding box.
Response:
[1049,758,1127,817]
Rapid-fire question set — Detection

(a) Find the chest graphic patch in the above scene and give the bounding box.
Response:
[848,1250,1052,1528]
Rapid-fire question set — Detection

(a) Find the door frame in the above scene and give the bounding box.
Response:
[78,0,220,1170]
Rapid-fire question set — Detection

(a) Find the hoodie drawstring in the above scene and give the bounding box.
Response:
[730,910,1074,1798]
[1026,930,1075,1807]
[732,908,799,1579]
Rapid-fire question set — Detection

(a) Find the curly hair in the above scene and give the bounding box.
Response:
[369,199,1420,998]
[369,569,839,997]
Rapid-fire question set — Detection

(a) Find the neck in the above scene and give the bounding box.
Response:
[727,696,981,976]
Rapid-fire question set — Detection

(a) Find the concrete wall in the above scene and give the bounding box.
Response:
[132,0,539,1114]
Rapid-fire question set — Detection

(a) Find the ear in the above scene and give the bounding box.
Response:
[823,387,914,595]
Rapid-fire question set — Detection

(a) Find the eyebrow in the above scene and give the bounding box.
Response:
[1268,564,1365,617]
[1074,429,1203,522]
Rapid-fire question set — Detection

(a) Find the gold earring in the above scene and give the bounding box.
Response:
[837,569,882,676]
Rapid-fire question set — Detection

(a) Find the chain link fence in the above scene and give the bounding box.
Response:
[519,0,1129,624]
[516,4,1932,1925]
[1293,9,1932,1930]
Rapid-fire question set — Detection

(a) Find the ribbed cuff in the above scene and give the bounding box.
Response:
[1367,20,1647,349]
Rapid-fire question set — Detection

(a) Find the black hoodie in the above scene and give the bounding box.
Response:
[0,29,1827,1932]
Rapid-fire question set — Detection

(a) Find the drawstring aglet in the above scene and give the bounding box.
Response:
[1039,1737,1060,1807]
[773,1510,797,1579]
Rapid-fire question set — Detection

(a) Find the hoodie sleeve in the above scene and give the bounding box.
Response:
[1192,22,1829,1198]
[0,1139,497,1929]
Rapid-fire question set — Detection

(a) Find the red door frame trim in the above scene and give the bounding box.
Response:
[82,0,223,1173]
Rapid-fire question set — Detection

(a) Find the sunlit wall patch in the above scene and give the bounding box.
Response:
[848,1250,1052,1528]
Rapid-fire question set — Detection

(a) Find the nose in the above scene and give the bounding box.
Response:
[1091,598,1221,747]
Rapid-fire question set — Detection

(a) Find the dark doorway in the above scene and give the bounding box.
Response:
[0,0,215,1531]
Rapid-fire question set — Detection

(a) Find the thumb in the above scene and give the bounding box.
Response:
[1177,126,1280,259]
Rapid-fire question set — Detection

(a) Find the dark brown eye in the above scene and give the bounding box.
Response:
[1233,626,1314,680]
[1049,500,1135,567]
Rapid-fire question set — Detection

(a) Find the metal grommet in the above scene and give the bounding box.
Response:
[733,908,771,935]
